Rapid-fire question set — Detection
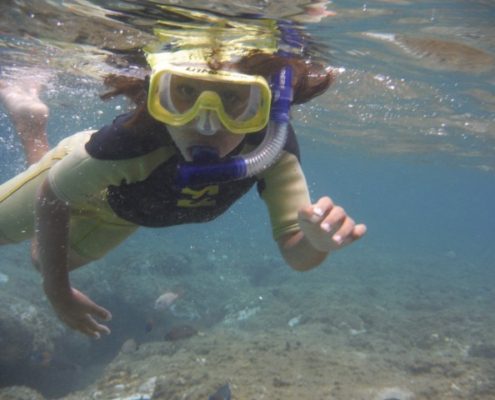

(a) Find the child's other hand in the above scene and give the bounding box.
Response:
[298,196,366,252]
[47,287,112,338]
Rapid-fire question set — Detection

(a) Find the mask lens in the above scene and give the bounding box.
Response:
[168,75,202,113]
[216,85,251,119]
[160,75,255,120]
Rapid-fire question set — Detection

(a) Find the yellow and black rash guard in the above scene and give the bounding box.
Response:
[48,113,310,240]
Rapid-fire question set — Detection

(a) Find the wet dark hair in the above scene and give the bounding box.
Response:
[100,52,334,127]
[233,52,334,105]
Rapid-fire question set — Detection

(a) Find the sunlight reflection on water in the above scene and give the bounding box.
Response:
[0,0,494,171]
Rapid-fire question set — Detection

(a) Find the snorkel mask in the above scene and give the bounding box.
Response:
[147,59,272,135]
[145,8,301,187]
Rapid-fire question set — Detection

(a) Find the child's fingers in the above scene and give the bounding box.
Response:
[86,315,111,338]
[90,304,112,322]
[77,315,111,339]
[334,221,367,246]
[320,205,345,233]
[74,288,112,321]
[331,216,355,244]
[352,223,367,239]
[312,197,333,218]
[299,197,335,224]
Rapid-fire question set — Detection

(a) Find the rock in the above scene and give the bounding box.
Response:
[374,387,415,400]
[0,385,45,400]
[468,343,495,359]
[0,293,60,364]
[164,324,198,341]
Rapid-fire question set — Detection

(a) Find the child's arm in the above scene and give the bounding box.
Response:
[34,178,111,338]
[277,196,366,271]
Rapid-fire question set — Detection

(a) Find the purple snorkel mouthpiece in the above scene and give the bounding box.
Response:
[175,146,247,188]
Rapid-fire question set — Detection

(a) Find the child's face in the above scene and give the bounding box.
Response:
[166,75,251,161]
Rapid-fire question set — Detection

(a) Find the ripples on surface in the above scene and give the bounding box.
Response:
[299,0,495,170]
[0,0,494,170]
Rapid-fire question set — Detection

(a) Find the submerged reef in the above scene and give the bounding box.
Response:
[1,240,494,399]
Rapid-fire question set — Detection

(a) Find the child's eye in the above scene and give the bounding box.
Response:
[177,84,197,99]
[221,90,240,104]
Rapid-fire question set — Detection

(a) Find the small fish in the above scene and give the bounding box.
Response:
[0,272,9,284]
[144,319,154,333]
[208,383,231,400]
[120,338,139,354]
[29,350,53,367]
[154,291,179,310]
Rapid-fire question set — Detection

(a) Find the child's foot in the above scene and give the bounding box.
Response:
[0,80,49,164]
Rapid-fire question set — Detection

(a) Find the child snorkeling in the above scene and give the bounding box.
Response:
[0,21,366,339]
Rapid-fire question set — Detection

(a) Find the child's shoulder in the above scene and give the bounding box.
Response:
[85,112,171,161]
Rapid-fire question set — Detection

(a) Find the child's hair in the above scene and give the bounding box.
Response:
[101,52,334,128]
[234,52,334,105]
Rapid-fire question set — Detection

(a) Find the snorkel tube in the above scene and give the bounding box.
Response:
[175,66,293,188]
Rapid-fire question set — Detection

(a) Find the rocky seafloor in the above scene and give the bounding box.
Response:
[1,231,494,400]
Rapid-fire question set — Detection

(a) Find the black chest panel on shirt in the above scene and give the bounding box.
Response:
[85,113,171,159]
[86,113,257,227]
[106,155,256,227]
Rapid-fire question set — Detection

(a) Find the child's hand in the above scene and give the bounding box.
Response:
[298,196,366,252]
[46,287,112,338]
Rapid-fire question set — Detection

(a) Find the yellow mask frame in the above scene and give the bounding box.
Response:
[147,61,272,134]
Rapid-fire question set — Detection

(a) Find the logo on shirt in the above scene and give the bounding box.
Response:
[177,185,219,207]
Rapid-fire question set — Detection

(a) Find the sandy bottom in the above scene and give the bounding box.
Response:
[1,240,494,400]
[58,326,489,400]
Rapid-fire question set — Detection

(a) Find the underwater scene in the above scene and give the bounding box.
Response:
[0,1,494,399]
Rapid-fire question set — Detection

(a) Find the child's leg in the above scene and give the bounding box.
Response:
[0,80,49,164]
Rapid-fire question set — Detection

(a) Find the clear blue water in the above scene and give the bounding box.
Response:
[1,1,494,398]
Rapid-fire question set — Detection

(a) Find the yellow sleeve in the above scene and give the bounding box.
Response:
[258,151,310,240]
[48,132,173,206]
